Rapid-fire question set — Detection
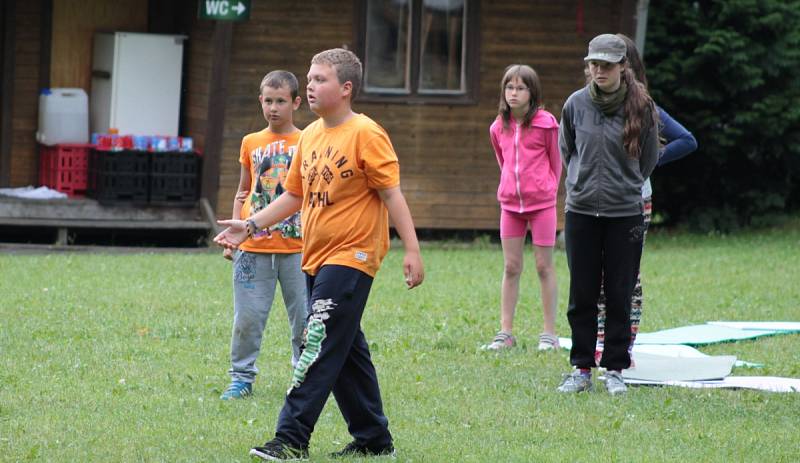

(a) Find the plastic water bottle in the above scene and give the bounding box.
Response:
[133,135,149,151]
[180,137,193,152]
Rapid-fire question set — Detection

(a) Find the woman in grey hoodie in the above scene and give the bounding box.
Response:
[557,34,659,395]
[594,34,699,367]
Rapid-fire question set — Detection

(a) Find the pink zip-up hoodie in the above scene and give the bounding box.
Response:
[490,109,561,214]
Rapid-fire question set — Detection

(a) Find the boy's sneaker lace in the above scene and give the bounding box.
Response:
[249,438,309,461]
[557,370,593,393]
[220,380,252,400]
[604,370,628,396]
[330,441,396,458]
[537,333,560,351]
[480,331,516,351]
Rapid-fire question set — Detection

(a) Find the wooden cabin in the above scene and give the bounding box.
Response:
[0,0,640,237]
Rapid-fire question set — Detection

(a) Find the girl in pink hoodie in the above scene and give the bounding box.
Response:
[482,64,561,352]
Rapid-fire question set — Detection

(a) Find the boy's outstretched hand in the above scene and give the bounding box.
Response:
[403,250,424,289]
[214,219,248,249]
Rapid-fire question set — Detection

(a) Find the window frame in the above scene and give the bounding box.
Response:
[354,0,481,105]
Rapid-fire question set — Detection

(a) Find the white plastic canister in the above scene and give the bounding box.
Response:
[36,88,89,145]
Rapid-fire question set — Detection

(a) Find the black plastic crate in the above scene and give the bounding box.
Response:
[88,169,149,204]
[87,149,150,205]
[151,151,201,175]
[149,173,199,206]
[90,149,149,174]
[148,152,201,206]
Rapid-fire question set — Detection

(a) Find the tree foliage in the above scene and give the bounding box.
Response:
[645,0,800,231]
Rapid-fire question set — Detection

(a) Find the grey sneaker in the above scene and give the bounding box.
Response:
[604,370,627,396]
[557,370,593,393]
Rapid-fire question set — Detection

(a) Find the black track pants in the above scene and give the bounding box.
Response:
[565,211,645,370]
[274,265,392,449]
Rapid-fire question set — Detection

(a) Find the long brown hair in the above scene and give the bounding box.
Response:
[621,66,658,159]
[498,64,543,131]
[616,34,647,88]
[613,34,658,159]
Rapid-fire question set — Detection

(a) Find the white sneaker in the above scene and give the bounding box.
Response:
[537,333,560,351]
[480,331,515,351]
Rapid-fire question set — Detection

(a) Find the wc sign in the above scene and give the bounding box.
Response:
[198,0,250,21]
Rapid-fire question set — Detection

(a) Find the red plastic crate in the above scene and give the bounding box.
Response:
[38,144,92,197]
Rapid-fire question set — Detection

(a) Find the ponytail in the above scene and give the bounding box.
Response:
[622,67,658,159]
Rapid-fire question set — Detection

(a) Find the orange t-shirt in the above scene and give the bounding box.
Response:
[238,128,303,254]
[284,114,400,276]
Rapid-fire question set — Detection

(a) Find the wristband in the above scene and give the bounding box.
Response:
[246,219,258,238]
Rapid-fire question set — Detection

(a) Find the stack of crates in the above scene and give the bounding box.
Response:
[87,149,150,204]
[38,144,92,197]
[149,151,201,206]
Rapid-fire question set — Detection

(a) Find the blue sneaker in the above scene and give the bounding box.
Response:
[220,380,252,400]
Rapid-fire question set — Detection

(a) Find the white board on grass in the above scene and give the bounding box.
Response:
[625,376,800,393]
[558,339,762,368]
[621,352,736,382]
[707,321,800,332]
[635,325,778,345]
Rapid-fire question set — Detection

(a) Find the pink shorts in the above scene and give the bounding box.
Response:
[500,207,557,246]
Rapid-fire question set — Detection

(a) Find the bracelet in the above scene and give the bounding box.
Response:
[246,219,258,238]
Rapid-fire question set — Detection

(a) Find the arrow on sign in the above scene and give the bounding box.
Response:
[198,0,250,21]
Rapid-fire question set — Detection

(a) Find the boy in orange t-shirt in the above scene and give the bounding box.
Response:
[219,70,308,401]
[215,49,424,460]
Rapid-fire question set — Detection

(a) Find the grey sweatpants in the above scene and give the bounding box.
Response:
[229,251,308,383]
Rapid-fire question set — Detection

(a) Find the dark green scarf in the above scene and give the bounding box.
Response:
[589,81,627,116]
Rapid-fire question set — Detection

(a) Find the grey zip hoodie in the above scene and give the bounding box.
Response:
[559,86,658,217]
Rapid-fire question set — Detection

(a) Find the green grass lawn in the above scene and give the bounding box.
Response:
[1,221,799,462]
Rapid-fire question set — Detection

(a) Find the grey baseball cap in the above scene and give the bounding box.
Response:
[584,34,627,63]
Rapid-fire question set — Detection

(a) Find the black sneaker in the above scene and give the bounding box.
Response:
[249,438,309,461]
[330,441,396,458]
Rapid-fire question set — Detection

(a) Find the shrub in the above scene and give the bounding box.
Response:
[646,0,800,231]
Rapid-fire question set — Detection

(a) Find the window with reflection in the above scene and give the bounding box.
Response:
[358,0,477,103]
[364,0,411,93]
[419,0,465,93]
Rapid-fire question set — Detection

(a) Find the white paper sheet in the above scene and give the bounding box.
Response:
[625,376,800,393]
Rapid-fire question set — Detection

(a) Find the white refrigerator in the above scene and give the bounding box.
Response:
[90,32,185,136]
